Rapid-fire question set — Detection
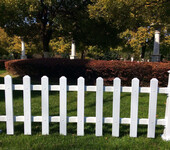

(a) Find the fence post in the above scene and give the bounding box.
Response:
[162,70,170,141]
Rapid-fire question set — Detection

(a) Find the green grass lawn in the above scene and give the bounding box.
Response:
[0,70,7,75]
[0,69,170,149]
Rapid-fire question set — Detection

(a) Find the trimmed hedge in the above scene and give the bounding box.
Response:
[5,58,170,86]
[0,60,8,70]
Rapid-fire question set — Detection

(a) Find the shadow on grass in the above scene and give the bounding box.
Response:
[6,122,164,140]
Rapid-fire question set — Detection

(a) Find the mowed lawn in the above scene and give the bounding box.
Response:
[0,70,170,149]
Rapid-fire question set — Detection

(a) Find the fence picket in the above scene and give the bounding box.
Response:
[23,76,31,135]
[5,75,14,135]
[112,78,121,137]
[95,77,103,136]
[147,78,158,138]
[77,77,85,136]
[60,76,67,135]
[130,78,139,137]
[41,76,49,135]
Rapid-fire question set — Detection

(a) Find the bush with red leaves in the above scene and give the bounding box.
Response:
[5,58,170,86]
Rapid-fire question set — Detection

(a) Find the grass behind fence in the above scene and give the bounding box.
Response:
[0,70,170,149]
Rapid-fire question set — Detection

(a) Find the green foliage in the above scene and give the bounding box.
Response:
[0,0,123,56]
[50,37,71,58]
[89,0,169,29]
[0,28,10,56]
[88,0,170,60]
[160,34,170,60]
[86,46,121,60]
[120,27,154,59]
[0,0,94,53]
[0,0,169,59]
[0,28,42,59]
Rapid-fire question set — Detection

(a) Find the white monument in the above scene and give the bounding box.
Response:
[20,37,27,59]
[151,30,161,62]
[70,40,76,59]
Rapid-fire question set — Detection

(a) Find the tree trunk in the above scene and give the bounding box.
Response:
[81,49,85,59]
[43,34,50,52]
[141,44,146,58]
[42,31,52,58]
[39,0,53,58]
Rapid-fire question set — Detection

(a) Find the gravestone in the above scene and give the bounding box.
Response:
[70,40,76,59]
[20,37,27,59]
[151,30,161,62]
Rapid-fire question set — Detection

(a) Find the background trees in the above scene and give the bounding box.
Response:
[0,0,169,60]
[0,0,91,55]
[88,0,170,60]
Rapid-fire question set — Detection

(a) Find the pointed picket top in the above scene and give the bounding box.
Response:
[114,77,121,81]
[41,76,49,80]
[23,75,30,79]
[168,70,170,74]
[60,76,67,87]
[97,77,103,81]
[78,77,85,91]
[5,75,12,80]
[41,76,49,90]
[78,76,84,80]
[78,77,85,84]
[113,78,121,90]
[60,76,67,79]
[23,75,31,84]
[151,78,158,82]
[4,75,12,89]
[132,78,139,82]
[150,78,158,89]
[131,78,139,92]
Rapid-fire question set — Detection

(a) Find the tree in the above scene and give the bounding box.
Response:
[88,0,170,59]
[89,0,169,29]
[0,0,125,59]
[0,27,41,59]
[119,27,154,60]
[0,0,93,56]
[0,28,10,56]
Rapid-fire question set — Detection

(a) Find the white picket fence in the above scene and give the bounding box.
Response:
[0,72,170,141]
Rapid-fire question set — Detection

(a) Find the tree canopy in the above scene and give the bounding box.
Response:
[89,0,169,29]
[88,0,170,59]
[0,0,169,59]
[0,0,91,54]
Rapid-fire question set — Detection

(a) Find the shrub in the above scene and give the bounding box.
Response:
[0,60,8,69]
[5,58,170,86]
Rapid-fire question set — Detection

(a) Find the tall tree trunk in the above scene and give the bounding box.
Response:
[141,44,146,58]
[81,49,85,59]
[39,0,53,58]
[43,34,50,52]
[42,29,52,58]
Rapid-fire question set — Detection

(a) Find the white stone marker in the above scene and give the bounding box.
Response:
[20,37,27,59]
[70,40,76,59]
[151,30,161,62]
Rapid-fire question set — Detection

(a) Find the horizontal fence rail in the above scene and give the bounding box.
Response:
[0,74,170,141]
